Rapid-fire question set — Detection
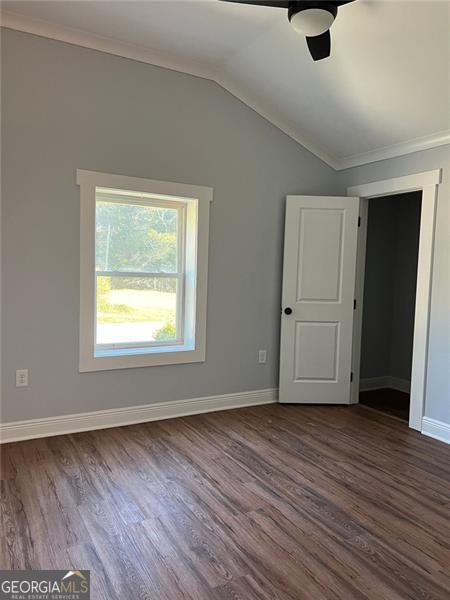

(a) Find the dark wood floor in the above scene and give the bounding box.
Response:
[1,404,450,599]
[359,388,410,421]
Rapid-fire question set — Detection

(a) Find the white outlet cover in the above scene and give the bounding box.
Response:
[16,369,29,387]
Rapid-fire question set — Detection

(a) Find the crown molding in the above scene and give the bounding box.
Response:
[1,9,339,169]
[335,130,450,171]
[217,71,340,169]
[2,10,448,172]
[0,10,215,80]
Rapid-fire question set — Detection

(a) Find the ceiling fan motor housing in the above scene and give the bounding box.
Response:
[288,1,338,37]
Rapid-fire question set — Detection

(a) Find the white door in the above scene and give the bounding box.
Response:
[279,195,359,404]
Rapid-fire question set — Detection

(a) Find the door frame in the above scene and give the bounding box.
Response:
[347,169,442,431]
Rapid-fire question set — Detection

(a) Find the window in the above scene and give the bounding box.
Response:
[77,170,212,371]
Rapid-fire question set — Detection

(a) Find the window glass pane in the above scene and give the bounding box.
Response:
[96,199,179,273]
[96,276,178,345]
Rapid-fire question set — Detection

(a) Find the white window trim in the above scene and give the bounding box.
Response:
[77,169,212,372]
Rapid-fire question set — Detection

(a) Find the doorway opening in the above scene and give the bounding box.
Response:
[348,169,441,431]
[358,192,422,421]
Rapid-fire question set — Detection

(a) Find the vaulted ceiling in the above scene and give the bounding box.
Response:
[2,0,449,169]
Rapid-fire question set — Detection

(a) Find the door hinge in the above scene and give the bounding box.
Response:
[358,216,361,227]
[353,299,357,310]
[350,371,354,383]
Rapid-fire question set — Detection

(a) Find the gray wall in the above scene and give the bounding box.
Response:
[1,29,340,422]
[360,193,421,382]
[360,197,397,379]
[2,29,449,428]
[340,145,450,425]
[390,193,422,381]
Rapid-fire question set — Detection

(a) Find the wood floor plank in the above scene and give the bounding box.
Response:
[1,404,449,599]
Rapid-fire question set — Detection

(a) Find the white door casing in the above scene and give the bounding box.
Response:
[348,169,441,431]
[279,196,359,404]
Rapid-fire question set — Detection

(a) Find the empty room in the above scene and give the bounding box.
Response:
[1,1,449,599]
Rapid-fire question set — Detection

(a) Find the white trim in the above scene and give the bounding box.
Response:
[217,73,339,170]
[421,417,450,445]
[359,376,389,391]
[388,376,411,394]
[2,12,449,171]
[348,170,441,432]
[77,169,212,372]
[0,10,213,80]
[348,169,442,198]
[76,169,214,203]
[359,376,411,394]
[0,33,2,425]
[0,388,277,444]
[336,132,450,171]
[408,184,439,429]
[0,12,338,170]
[350,198,368,404]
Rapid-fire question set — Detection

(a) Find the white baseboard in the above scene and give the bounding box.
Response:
[359,376,410,394]
[421,417,450,444]
[0,388,277,444]
[359,376,390,391]
[387,377,411,394]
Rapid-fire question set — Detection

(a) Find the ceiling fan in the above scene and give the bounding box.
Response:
[221,1,355,61]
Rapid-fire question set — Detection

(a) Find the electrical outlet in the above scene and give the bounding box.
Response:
[16,369,29,388]
[258,350,267,364]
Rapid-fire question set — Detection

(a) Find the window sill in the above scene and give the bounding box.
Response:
[80,343,204,372]
[95,343,194,358]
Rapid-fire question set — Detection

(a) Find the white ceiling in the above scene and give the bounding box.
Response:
[2,0,450,169]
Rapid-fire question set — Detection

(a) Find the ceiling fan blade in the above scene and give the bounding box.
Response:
[220,0,290,8]
[306,30,331,61]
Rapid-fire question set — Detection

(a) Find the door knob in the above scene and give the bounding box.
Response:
[284,307,293,315]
